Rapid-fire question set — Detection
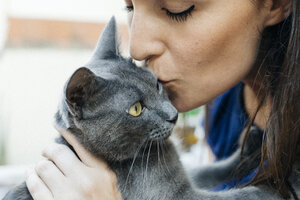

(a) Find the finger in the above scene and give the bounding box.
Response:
[42,143,84,176]
[26,168,53,200]
[54,124,109,168]
[35,160,65,194]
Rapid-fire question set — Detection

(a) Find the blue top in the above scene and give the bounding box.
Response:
[203,82,260,190]
[206,82,248,160]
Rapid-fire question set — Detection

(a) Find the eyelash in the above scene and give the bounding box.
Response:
[163,5,195,22]
[125,5,195,23]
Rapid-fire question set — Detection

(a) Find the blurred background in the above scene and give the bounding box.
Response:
[0,0,208,197]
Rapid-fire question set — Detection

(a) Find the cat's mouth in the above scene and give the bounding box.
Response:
[149,126,173,141]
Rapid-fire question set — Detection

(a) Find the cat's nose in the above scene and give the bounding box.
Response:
[167,114,178,124]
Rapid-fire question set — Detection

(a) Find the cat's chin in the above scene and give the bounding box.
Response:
[111,139,173,162]
[149,126,173,141]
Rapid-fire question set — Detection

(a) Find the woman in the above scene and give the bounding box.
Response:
[25,0,299,199]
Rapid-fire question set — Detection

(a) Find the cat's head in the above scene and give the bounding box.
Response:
[57,17,178,162]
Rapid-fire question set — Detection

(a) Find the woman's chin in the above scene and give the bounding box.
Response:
[172,96,207,113]
[172,100,193,113]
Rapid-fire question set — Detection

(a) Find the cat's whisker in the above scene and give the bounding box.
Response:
[162,140,170,156]
[160,140,172,176]
[164,141,172,175]
[141,139,149,182]
[144,140,153,189]
[157,141,162,170]
[123,140,145,191]
[157,141,159,169]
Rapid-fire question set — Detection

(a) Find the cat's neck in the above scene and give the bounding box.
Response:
[108,140,177,168]
[108,140,199,200]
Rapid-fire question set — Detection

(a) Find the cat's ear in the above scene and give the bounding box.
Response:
[91,16,119,61]
[65,67,106,118]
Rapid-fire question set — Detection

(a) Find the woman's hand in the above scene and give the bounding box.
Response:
[25,126,123,200]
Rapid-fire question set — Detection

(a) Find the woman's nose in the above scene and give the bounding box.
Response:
[128,12,165,61]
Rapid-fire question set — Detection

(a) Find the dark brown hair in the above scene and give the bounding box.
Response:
[243,0,300,199]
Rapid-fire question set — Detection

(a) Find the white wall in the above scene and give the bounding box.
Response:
[0,0,129,165]
[0,0,9,52]
[8,0,128,23]
[0,48,93,165]
[1,0,128,55]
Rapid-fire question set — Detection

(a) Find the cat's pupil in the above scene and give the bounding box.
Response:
[135,105,138,112]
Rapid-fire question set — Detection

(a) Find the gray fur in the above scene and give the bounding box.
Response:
[191,126,264,189]
[4,17,300,200]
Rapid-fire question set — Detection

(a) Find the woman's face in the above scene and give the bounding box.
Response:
[125,0,270,112]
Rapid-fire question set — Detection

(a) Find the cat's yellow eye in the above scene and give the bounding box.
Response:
[129,102,143,117]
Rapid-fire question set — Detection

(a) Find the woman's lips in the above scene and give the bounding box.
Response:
[159,79,174,87]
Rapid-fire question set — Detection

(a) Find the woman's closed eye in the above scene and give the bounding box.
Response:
[162,5,195,22]
[124,4,195,23]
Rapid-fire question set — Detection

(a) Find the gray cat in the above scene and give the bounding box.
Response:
[4,17,300,200]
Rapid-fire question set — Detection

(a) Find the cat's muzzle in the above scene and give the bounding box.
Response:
[149,126,174,141]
